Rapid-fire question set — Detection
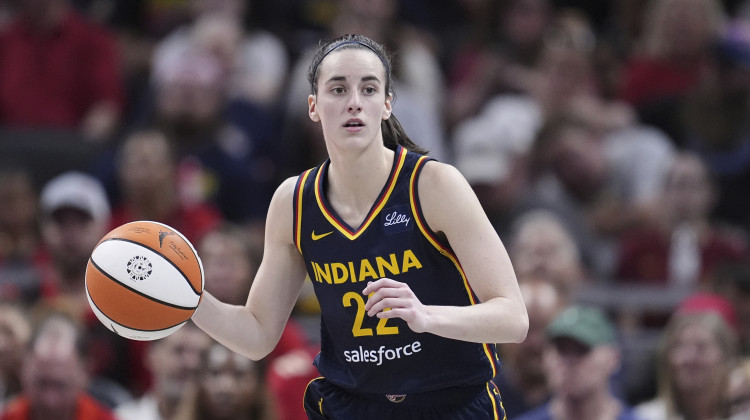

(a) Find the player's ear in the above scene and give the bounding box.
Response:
[382,93,392,120]
[308,95,320,122]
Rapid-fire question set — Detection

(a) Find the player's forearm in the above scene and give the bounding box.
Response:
[421,297,528,344]
[192,291,277,360]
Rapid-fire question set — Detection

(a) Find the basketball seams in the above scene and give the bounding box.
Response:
[88,291,187,333]
[100,237,202,297]
[88,257,198,311]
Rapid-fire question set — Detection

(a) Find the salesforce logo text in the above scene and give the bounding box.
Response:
[343,341,421,366]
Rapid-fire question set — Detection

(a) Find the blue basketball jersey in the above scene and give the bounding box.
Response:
[292,146,500,394]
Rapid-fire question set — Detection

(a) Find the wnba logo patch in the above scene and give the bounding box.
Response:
[126,255,152,282]
[386,394,406,403]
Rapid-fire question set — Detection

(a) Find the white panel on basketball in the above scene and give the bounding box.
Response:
[91,239,200,308]
[86,292,184,341]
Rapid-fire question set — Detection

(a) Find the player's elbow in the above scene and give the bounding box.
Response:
[508,312,529,344]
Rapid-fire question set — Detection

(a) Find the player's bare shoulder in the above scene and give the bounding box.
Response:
[265,176,301,243]
[416,160,479,232]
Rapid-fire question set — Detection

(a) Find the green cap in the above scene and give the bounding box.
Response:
[546,306,616,347]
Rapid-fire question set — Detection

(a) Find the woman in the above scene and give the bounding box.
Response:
[192,33,528,419]
[635,294,738,420]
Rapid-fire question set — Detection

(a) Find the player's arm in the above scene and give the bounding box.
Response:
[364,161,528,344]
[192,177,308,360]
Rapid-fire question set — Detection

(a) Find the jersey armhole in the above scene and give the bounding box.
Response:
[293,169,314,254]
[408,157,454,256]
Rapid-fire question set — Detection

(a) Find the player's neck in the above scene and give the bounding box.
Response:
[326,145,395,225]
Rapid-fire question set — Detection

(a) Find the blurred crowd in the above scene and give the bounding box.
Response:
[0,0,750,419]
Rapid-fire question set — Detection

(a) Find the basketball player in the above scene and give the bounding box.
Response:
[192,33,529,419]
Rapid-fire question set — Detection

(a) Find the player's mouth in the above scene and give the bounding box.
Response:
[343,119,365,131]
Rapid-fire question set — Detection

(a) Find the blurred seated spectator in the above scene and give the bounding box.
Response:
[494,278,568,417]
[618,0,726,142]
[508,210,588,297]
[0,304,31,411]
[635,293,739,420]
[680,18,750,232]
[152,0,289,109]
[521,116,673,279]
[0,312,117,420]
[174,342,275,420]
[728,358,750,419]
[109,128,222,245]
[515,305,641,420]
[614,152,747,289]
[712,261,750,355]
[0,165,43,305]
[0,0,124,142]
[444,0,553,129]
[142,44,281,224]
[35,171,146,404]
[198,223,319,420]
[115,321,211,420]
[36,171,111,310]
[452,11,649,246]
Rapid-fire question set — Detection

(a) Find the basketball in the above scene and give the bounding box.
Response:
[85,221,204,341]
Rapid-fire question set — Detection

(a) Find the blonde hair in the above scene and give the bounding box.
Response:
[639,0,726,59]
[656,312,737,418]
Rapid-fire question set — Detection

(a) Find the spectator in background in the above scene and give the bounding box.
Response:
[712,261,750,355]
[37,171,111,313]
[0,166,43,305]
[619,0,726,142]
[174,342,275,420]
[508,210,588,297]
[494,278,568,418]
[522,115,672,279]
[153,0,290,110]
[0,0,124,142]
[145,44,281,224]
[0,304,31,411]
[444,0,553,129]
[728,358,750,419]
[680,19,750,232]
[515,305,641,420]
[451,11,653,248]
[115,322,212,420]
[110,128,222,245]
[635,293,739,420]
[35,171,140,406]
[198,224,319,420]
[0,312,116,420]
[615,152,747,289]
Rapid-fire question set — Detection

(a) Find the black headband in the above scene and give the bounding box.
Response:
[315,40,390,78]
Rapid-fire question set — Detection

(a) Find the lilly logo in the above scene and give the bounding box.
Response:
[381,205,413,235]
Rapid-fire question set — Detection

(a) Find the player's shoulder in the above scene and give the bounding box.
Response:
[417,159,471,193]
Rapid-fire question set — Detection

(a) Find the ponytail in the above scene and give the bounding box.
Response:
[382,114,428,155]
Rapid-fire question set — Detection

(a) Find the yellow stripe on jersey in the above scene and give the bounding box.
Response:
[295,169,314,254]
[408,156,498,378]
[314,147,408,240]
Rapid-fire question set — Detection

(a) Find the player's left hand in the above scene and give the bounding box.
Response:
[363,278,429,333]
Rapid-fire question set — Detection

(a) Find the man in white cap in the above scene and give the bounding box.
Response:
[37,171,111,312]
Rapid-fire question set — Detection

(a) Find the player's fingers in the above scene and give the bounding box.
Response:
[361,277,401,295]
[366,297,406,317]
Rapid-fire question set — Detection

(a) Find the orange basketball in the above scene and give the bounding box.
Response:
[85,221,204,341]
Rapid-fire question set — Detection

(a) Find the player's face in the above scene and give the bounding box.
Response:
[308,49,392,151]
